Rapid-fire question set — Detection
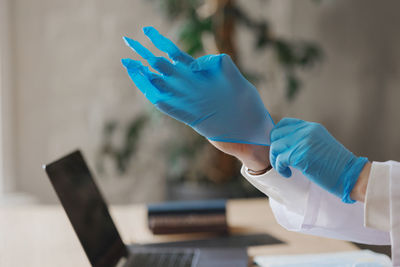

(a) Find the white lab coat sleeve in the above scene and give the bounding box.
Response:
[365,161,400,266]
[241,165,391,245]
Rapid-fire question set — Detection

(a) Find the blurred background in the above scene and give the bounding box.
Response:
[1,0,400,205]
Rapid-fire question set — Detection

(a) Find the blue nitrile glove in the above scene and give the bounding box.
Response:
[121,26,274,146]
[269,118,368,203]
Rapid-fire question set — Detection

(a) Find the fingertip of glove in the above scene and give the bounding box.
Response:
[280,168,292,178]
[142,26,155,35]
[269,128,276,143]
[121,58,143,71]
[123,36,140,50]
[121,58,130,68]
[122,36,131,46]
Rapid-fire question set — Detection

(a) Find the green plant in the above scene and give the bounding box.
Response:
[97,114,148,174]
[156,0,322,99]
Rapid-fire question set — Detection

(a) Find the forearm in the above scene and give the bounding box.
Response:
[208,140,270,174]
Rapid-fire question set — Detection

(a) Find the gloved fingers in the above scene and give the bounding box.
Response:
[269,150,277,171]
[274,117,304,129]
[143,26,194,65]
[275,151,293,178]
[121,58,163,104]
[191,54,225,72]
[121,58,166,86]
[193,54,240,75]
[121,58,152,76]
[123,37,155,60]
[269,137,295,170]
[123,36,176,76]
[270,122,308,142]
[127,62,188,96]
[121,58,177,98]
[269,137,297,164]
[149,76,172,94]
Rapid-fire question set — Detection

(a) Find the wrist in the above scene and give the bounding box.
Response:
[241,145,270,173]
[350,161,371,202]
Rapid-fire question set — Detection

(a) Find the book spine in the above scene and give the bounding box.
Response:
[148,213,228,235]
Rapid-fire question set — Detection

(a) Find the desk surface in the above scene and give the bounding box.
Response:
[0,198,357,266]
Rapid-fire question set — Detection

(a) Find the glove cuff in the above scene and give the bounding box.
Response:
[341,156,369,204]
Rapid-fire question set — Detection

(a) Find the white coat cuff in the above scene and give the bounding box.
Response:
[364,161,391,232]
[240,165,310,216]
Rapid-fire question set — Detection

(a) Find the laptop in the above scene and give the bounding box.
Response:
[43,150,248,267]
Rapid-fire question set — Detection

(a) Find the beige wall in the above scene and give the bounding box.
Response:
[10,0,172,203]
[6,0,400,203]
[287,0,400,161]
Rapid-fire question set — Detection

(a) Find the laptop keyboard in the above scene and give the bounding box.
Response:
[125,248,199,267]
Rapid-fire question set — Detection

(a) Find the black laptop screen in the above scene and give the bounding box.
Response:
[45,150,127,267]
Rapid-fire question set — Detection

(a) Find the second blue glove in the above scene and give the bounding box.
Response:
[269,118,368,203]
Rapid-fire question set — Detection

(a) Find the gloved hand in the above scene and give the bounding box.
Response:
[269,118,368,203]
[121,26,274,146]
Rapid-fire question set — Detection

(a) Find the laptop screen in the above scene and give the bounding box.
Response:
[44,150,127,267]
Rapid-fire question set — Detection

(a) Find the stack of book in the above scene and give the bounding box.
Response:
[147,199,228,235]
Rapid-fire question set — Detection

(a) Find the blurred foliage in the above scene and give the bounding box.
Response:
[97,114,148,174]
[157,0,322,100]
